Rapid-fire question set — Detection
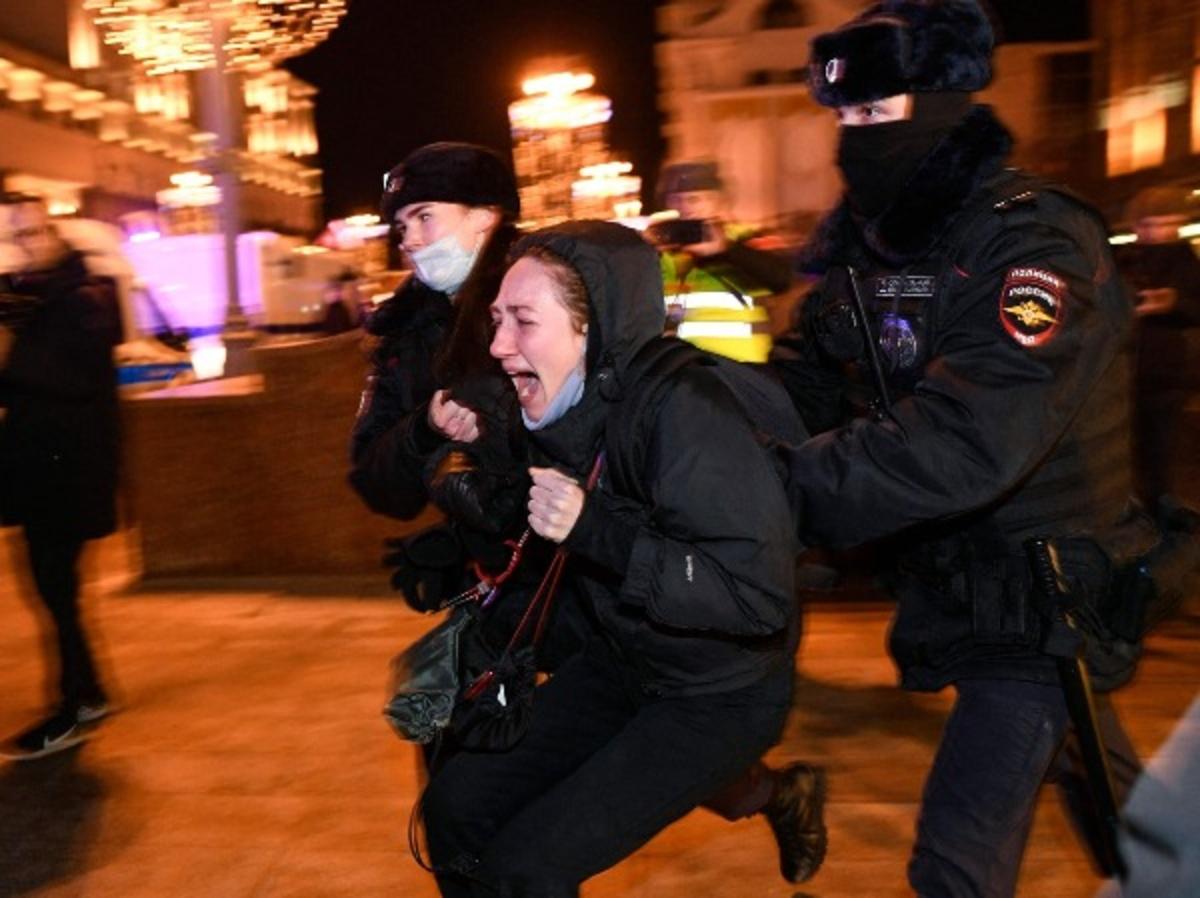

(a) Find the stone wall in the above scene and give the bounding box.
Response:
[121,331,438,579]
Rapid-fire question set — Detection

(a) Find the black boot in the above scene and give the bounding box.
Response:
[764,762,828,883]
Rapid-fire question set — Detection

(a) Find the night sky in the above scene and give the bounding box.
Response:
[287,0,1088,223]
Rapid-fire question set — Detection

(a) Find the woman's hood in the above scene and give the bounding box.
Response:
[509,220,666,473]
[511,220,665,388]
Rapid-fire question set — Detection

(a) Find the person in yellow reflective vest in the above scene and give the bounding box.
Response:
[647,160,793,362]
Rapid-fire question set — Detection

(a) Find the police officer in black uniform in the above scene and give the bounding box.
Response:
[771,2,1156,895]
[350,142,523,525]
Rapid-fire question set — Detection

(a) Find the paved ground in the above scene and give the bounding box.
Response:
[1,528,1198,898]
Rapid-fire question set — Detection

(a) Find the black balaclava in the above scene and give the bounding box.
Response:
[836,91,972,219]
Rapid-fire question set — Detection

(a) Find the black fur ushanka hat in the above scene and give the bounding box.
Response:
[381,142,519,222]
[808,0,994,108]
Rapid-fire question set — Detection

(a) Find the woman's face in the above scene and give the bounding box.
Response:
[490,256,587,424]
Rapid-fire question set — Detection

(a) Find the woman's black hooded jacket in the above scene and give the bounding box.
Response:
[515,221,798,697]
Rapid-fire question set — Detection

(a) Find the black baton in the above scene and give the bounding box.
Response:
[1025,537,1127,880]
[846,266,894,413]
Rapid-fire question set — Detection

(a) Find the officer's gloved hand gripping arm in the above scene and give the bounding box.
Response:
[789,208,1131,549]
[770,287,851,436]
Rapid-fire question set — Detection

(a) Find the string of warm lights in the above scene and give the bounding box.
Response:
[82,0,348,75]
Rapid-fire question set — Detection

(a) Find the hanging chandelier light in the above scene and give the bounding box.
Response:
[83,0,348,76]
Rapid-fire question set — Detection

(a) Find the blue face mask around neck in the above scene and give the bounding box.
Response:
[522,364,586,431]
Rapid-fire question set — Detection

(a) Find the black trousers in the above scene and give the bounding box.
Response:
[23,525,105,712]
[422,645,793,898]
[908,678,1140,898]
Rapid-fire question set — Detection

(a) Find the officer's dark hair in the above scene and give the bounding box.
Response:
[435,221,522,384]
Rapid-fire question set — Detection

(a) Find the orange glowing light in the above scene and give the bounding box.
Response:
[83,0,348,75]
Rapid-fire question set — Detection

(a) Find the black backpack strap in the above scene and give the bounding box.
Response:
[605,336,707,504]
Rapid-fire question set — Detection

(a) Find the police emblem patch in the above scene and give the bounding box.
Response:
[879,313,919,370]
[999,267,1065,347]
[825,57,846,84]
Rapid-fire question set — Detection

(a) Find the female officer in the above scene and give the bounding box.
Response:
[350,141,520,523]
[420,220,800,897]
[349,142,534,609]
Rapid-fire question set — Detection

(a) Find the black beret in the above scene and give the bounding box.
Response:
[809,1,994,107]
[381,142,519,221]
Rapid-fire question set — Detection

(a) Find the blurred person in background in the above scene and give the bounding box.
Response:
[652,159,793,302]
[321,267,361,336]
[647,160,793,364]
[0,193,121,760]
[1113,187,1200,505]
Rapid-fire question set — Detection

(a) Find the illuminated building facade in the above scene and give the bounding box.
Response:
[657,0,1198,231]
[1091,0,1200,221]
[655,0,846,229]
[0,0,329,234]
[656,0,1099,229]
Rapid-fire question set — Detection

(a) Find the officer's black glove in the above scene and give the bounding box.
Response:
[382,526,465,613]
[427,448,528,536]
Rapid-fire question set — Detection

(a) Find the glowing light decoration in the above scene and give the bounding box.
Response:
[132,71,190,119]
[83,0,349,76]
[97,98,133,141]
[243,72,317,157]
[572,161,642,220]
[70,88,106,120]
[243,68,290,113]
[1193,65,1200,155]
[5,68,46,103]
[41,81,81,113]
[157,170,221,208]
[509,92,611,132]
[521,71,595,97]
[83,0,342,339]
[510,68,621,228]
[68,0,103,69]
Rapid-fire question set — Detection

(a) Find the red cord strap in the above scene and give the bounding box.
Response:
[462,451,605,702]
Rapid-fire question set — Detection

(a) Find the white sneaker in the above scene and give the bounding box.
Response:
[1,712,86,761]
[75,702,113,725]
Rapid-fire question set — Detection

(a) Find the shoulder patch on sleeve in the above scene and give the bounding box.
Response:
[999,267,1065,347]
